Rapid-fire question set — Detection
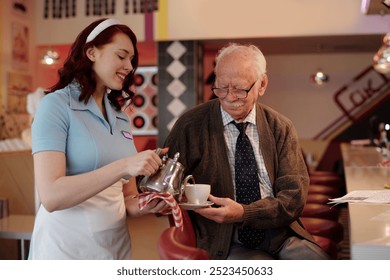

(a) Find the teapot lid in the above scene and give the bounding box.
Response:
[173,152,180,163]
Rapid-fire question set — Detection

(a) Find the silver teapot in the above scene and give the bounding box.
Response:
[138,152,194,202]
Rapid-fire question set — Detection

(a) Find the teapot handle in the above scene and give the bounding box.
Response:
[179,175,195,202]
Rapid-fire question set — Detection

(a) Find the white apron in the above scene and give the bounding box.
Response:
[28,181,131,259]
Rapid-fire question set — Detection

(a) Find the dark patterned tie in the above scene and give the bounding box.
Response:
[234,122,265,248]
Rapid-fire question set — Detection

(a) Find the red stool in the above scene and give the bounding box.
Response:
[306,193,332,204]
[302,203,340,221]
[313,235,338,259]
[159,210,210,259]
[309,175,345,195]
[310,170,340,177]
[300,217,344,243]
[308,184,340,198]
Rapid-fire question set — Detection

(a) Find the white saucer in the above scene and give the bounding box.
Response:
[179,201,214,210]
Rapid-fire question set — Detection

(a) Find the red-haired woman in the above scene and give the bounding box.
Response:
[29,18,168,260]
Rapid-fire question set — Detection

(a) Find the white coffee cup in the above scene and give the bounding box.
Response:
[185,184,211,204]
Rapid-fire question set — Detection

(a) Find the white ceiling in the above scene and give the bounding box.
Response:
[202,34,384,55]
[201,1,389,55]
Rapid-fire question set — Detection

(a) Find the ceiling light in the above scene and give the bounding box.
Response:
[373,33,390,74]
[41,49,59,65]
[310,70,329,85]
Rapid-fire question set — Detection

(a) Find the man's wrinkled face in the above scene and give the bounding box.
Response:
[215,53,267,122]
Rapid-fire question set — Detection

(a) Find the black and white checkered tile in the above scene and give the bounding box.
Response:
[157,41,198,145]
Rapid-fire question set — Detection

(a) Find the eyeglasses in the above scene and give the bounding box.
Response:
[211,79,258,99]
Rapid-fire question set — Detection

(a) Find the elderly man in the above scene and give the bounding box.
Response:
[164,43,329,260]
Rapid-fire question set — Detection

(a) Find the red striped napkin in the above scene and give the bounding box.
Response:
[378,159,390,167]
[137,191,183,230]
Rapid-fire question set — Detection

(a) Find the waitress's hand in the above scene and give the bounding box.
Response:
[126,147,169,177]
[140,198,170,214]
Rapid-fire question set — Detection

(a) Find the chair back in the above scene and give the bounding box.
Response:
[157,210,210,259]
[0,197,9,218]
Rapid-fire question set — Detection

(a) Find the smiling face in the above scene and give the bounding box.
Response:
[87,32,134,94]
[215,51,268,122]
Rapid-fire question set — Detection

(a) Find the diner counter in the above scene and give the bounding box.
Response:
[341,143,390,259]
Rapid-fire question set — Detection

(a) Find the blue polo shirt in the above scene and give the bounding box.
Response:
[32,81,137,175]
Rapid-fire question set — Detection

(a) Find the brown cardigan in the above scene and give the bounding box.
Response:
[164,99,315,259]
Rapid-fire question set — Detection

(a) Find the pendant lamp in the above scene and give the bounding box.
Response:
[41,49,59,65]
[373,33,390,74]
[310,69,329,85]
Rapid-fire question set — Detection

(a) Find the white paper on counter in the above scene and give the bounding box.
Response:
[328,190,390,204]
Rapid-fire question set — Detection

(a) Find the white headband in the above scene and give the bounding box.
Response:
[86,18,121,43]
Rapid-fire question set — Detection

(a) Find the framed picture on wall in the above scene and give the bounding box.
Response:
[7,72,32,114]
[11,21,29,70]
[125,66,158,135]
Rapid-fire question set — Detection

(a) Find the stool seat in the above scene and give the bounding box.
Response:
[309,175,345,194]
[302,203,340,221]
[313,235,338,259]
[300,217,344,243]
[308,184,340,198]
[306,193,332,204]
[310,170,340,177]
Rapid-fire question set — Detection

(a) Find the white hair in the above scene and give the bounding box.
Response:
[214,43,267,77]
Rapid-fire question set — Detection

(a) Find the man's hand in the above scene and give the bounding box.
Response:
[194,194,244,223]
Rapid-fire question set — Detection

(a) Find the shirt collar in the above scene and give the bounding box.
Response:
[221,104,257,126]
[68,80,128,124]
